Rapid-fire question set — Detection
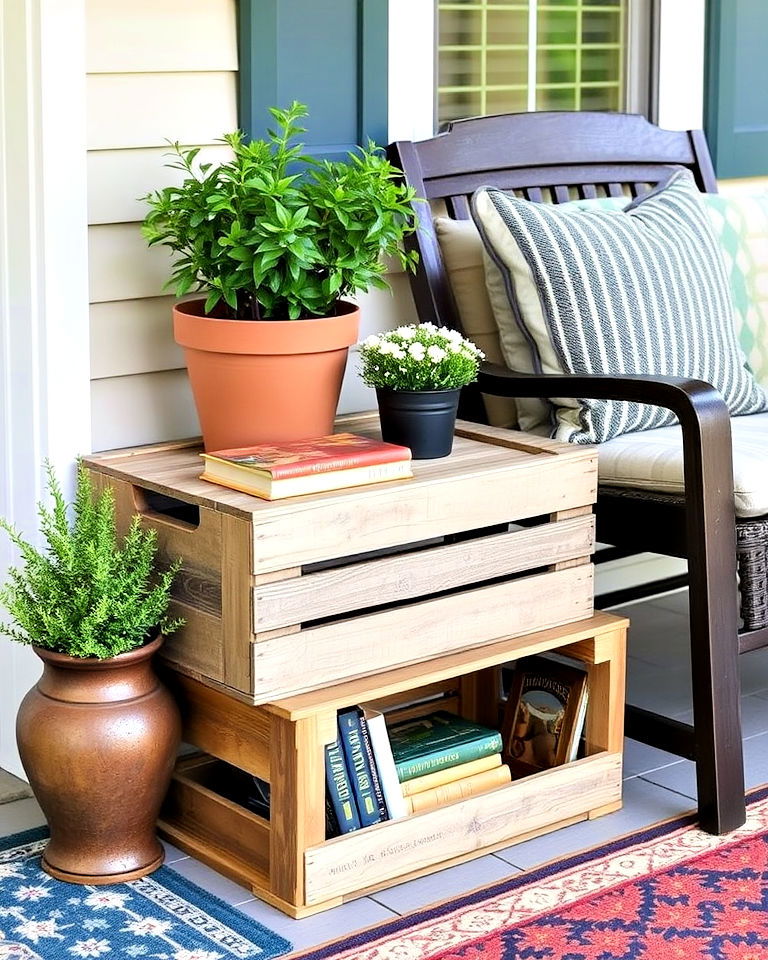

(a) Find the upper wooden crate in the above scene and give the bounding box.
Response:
[82,415,598,703]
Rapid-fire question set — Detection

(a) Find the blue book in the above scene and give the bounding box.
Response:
[338,707,385,827]
[324,737,361,834]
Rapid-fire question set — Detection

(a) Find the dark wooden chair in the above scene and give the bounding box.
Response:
[387,110,762,835]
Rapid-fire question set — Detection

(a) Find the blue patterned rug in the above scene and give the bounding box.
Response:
[0,827,292,960]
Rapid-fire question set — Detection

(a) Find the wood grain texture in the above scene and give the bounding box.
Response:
[253,516,595,632]
[162,673,270,781]
[303,752,623,904]
[269,713,329,906]
[266,611,625,721]
[584,629,627,756]
[220,513,253,691]
[251,565,594,702]
[160,756,269,879]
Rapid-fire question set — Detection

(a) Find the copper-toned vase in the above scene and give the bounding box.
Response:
[16,634,180,884]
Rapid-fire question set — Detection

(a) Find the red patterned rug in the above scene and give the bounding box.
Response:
[294,787,768,960]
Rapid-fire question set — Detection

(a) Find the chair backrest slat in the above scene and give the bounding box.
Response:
[388,111,719,330]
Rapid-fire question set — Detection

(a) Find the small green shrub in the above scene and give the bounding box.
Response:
[359,323,485,391]
[142,101,420,321]
[0,464,183,659]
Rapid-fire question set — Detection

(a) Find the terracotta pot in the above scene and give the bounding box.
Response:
[16,634,181,885]
[174,298,360,451]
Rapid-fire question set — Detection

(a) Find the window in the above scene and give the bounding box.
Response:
[437,0,631,128]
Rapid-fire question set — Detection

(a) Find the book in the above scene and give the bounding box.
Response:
[387,711,504,782]
[324,736,361,834]
[338,708,386,828]
[400,753,503,797]
[356,709,389,822]
[501,655,588,777]
[405,764,512,814]
[362,707,408,820]
[199,433,413,500]
[325,794,341,839]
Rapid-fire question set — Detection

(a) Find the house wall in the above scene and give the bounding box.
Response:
[86,0,416,453]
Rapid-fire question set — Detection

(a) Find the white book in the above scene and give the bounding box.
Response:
[363,707,409,820]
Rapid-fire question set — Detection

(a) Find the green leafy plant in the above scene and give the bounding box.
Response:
[142,101,420,321]
[359,323,485,391]
[0,464,183,659]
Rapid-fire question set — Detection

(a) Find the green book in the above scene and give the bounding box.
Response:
[388,711,503,782]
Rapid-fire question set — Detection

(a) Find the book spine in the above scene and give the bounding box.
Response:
[324,738,361,834]
[365,711,409,821]
[325,793,341,839]
[401,754,502,797]
[396,732,503,782]
[268,447,411,479]
[406,765,512,815]
[338,709,384,828]
[358,713,389,822]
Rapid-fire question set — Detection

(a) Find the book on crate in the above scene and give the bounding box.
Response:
[386,710,504,782]
[199,433,412,500]
[501,654,589,778]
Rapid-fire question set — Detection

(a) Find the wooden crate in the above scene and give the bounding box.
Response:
[158,611,628,917]
[82,416,598,704]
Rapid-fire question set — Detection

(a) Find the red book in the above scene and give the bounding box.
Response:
[200,433,413,500]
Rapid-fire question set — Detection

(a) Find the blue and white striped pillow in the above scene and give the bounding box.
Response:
[471,170,768,443]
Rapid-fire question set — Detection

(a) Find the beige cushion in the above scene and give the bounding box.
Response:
[434,218,518,428]
[598,412,768,518]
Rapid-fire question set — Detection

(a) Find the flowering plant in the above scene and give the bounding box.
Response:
[359,323,484,391]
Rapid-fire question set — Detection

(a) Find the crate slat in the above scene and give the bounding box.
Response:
[251,565,594,702]
[304,752,622,904]
[254,515,595,633]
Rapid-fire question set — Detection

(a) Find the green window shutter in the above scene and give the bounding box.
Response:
[705,0,768,178]
[239,0,388,158]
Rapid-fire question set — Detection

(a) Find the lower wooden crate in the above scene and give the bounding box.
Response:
[159,611,627,917]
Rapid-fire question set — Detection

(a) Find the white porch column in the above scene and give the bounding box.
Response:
[0,0,91,776]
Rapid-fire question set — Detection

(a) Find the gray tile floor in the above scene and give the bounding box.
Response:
[4,589,768,954]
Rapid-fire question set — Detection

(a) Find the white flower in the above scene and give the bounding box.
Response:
[84,891,129,910]
[68,939,111,958]
[446,328,464,341]
[395,325,416,339]
[448,341,463,353]
[14,918,66,943]
[390,346,406,360]
[418,321,437,332]
[427,345,447,362]
[362,334,382,349]
[408,342,426,360]
[124,917,173,938]
[13,885,51,902]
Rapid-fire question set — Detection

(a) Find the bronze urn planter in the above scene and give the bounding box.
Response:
[16,633,180,884]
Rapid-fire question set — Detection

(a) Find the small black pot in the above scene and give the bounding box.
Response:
[376,387,461,459]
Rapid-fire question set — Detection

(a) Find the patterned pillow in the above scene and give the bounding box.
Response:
[471,170,768,443]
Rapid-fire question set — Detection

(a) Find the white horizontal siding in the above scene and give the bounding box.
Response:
[91,370,200,451]
[88,144,232,225]
[89,222,173,303]
[86,0,238,74]
[90,297,182,379]
[87,72,237,150]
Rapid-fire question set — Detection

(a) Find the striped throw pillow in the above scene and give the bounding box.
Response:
[472,170,768,444]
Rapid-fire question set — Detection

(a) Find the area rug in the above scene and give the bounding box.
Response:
[0,826,292,959]
[296,786,768,960]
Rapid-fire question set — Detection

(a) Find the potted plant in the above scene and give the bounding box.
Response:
[142,101,419,451]
[0,463,183,885]
[359,323,485,458]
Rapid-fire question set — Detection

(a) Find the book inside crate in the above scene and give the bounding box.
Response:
[185,650,592,839]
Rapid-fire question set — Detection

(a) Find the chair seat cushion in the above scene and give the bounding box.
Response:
[597,412,768,518]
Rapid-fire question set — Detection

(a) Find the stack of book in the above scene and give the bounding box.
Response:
[388,711,508,814]
[199,433,412,501]
[324,708,507,836]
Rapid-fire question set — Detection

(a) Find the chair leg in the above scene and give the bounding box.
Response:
[688,550,746,835]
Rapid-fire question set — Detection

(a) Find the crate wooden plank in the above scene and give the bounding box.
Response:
[161,604,224,683]
[304,752,622,904]
[251,566,594,702]
[265,611,627,720]
[160,760,270,880]
[254,515,595,632]
[250,456,596,574]
[162,673,271,780]
[220,513,253,691]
